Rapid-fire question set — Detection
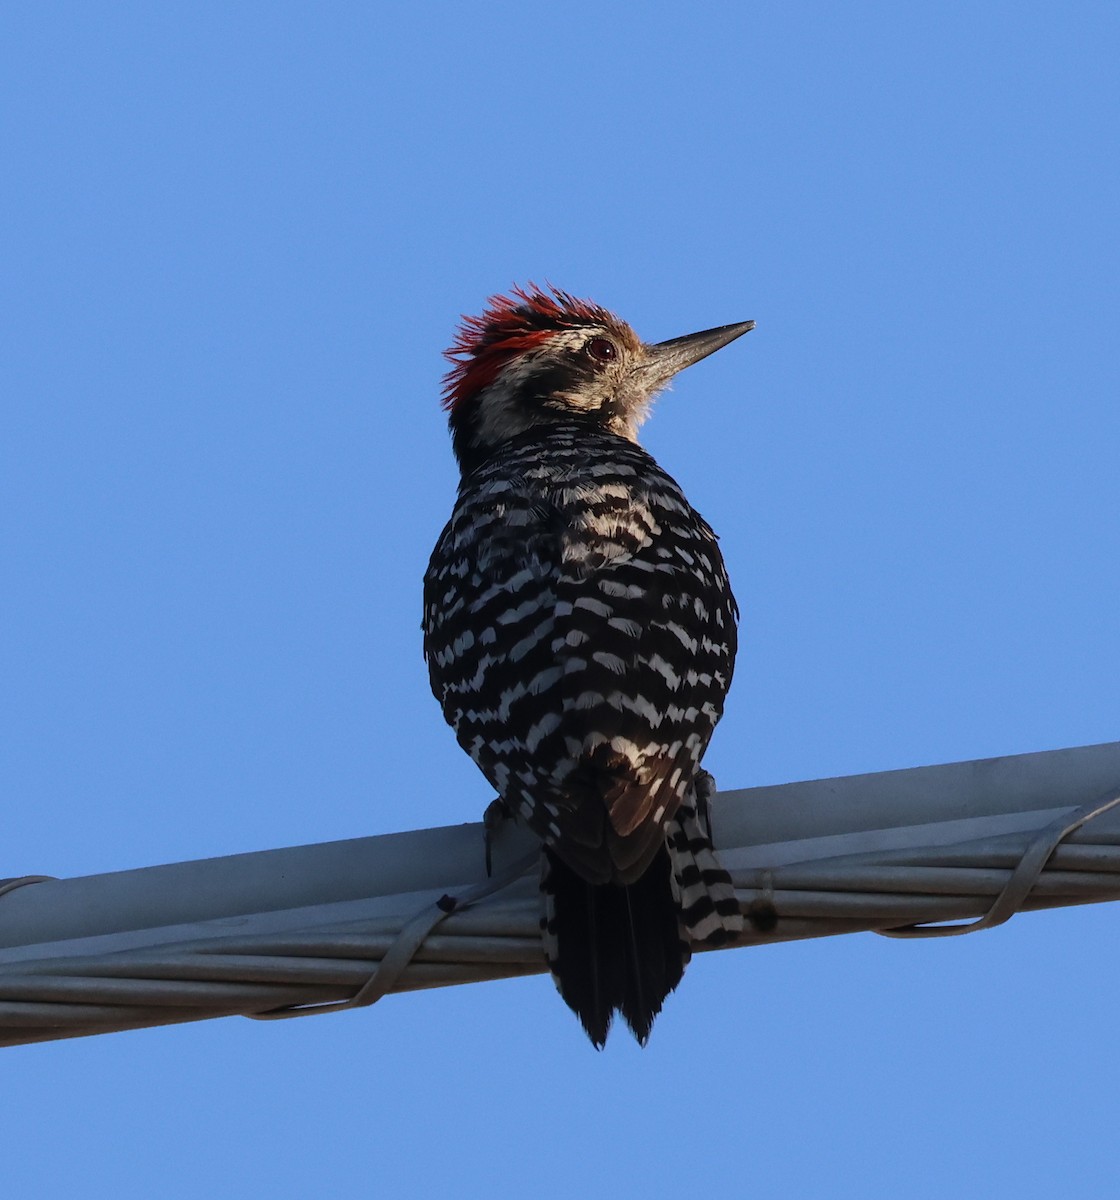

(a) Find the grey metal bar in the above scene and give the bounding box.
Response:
[0,741,1116,1047]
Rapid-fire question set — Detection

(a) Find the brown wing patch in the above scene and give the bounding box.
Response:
[541,744,686,885]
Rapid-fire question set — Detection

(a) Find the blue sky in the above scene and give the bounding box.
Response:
[3,3,1119,1196]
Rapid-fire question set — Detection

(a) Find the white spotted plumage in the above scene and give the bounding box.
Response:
[424,286,753,1046]
[424,423,738,882]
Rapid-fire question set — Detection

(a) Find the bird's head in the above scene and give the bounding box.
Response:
[442,285,754,471]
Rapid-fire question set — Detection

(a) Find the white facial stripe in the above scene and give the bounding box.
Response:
[471,325,652,450]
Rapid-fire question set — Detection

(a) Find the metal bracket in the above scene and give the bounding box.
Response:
[247,850,539,1019]
[877,786,1120,938]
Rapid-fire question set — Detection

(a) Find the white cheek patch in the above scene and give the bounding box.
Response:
[473,328,652,448]
[554,391,601,413]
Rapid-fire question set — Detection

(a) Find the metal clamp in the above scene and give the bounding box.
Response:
[247,849,539,1019]
[878,786,1120,938]
[0,876,56,901]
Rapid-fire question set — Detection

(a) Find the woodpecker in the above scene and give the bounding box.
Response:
[423,285,753,1047]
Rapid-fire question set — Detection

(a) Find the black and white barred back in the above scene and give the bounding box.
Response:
[423,421,744,1045]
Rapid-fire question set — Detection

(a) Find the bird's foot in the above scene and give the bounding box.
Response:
[483,796,514,877]
[693,769,717,840]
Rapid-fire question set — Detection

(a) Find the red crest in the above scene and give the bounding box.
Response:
[442,284,619,413]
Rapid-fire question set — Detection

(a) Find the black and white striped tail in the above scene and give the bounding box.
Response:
[666,771,744,946]
[539,773,742,1047]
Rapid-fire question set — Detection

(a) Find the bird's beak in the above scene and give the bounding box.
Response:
[640,320,755,389]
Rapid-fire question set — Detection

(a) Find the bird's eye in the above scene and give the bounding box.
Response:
[586,337,617,363]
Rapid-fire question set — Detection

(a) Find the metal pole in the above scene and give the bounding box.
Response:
[0,741,1117,1047]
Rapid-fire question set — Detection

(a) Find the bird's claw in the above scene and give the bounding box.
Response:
[693,769,717,840]
[483,796,513,877]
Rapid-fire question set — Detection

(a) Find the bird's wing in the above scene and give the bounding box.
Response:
[542,478,737,879]
[422,469,736,884]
